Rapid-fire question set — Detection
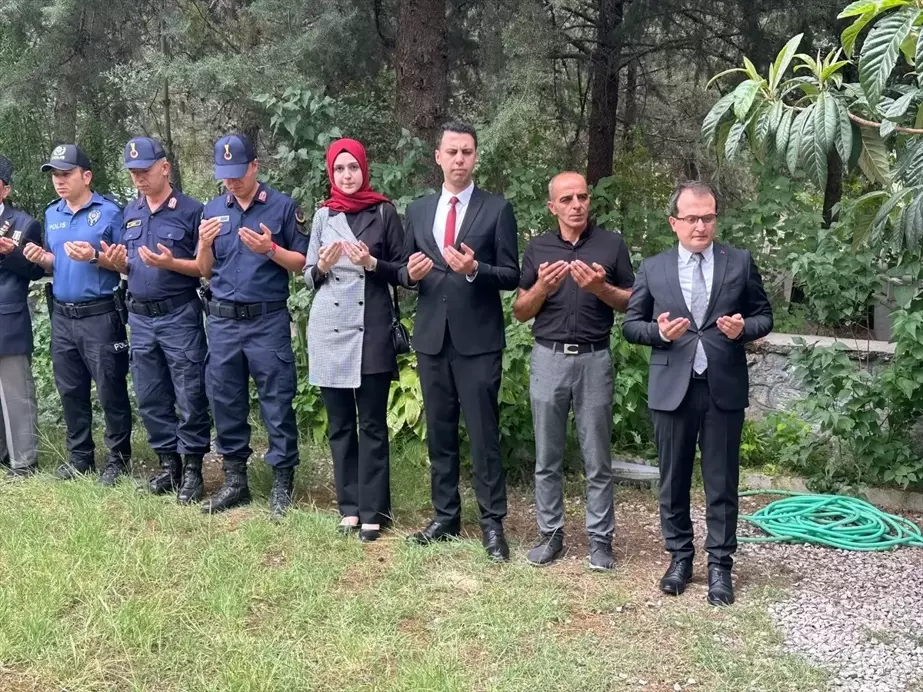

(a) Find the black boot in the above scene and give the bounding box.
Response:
[269,467,295,521]
[149,452,182,494]
[201,457,250,514]
[99,455,130,488]
[56,460,95,480]
[177,454,204,505]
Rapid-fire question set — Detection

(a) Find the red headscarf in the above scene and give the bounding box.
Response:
[321,138,391,213]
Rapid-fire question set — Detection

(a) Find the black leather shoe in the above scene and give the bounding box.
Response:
[4,465,38,480]
[56,461,95,480]
[407,520,461,545]
[588,539,615,570]
[707,566,735,606]
[660,558,693,595]
[201,457,251,514]
[99,458,130,488]
[359,528,381,543]
[482,526,510,562]
[268,467,295,520]
[526,531,565,566]
[177,455,204,505]
[149,452,182,494]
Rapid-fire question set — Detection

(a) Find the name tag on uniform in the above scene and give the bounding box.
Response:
[215,215,231,223]
[50,222,67,230]
[126,220,142,229]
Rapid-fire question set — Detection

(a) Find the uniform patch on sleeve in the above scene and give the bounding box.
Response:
[126,220,142,229]
[87,210,102,227]
[295,207,308,235]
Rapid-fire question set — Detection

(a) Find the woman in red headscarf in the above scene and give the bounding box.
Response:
[304,138,405,543]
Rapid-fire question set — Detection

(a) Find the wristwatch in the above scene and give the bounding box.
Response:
[89,249,100,265]
[265,242,277,259]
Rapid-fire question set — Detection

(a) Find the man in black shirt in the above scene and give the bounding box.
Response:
[513,171,634,569]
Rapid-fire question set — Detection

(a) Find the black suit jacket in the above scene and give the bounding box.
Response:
[398,187,520,356]
[0,203,44,356]
[622,242,773,412]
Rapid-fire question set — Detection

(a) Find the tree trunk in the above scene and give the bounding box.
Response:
[586,0,625,185]
[395,0,448,153]
[822,151,843,228]
[621,59,638,147]
[160,14,182,192]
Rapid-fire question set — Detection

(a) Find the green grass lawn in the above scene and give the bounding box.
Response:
[0,447,828,692]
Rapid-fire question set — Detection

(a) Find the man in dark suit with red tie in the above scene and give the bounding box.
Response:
[399,121,520,561]
[623,181,772,606]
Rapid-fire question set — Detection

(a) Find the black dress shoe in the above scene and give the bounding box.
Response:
[482,526,510,562]
[707,566,735,606]
[660,558,693,595]
[407,520,461,545]
[526,531,565,566]
[588,539,614,571]
[56,462,95,480]
[359,528,381,543]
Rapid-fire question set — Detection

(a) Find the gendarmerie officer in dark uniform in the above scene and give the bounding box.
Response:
[101,137,211,503]
[196,134,309,519]
[0,155,44,478]
[22,144,132,485]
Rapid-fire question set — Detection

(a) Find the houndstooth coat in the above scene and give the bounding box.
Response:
[304,205,404,388]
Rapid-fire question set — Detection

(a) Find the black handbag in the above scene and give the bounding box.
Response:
[390,285,411,355]
[379,204,411,355]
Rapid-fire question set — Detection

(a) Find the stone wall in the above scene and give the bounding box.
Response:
[746,333,895,418]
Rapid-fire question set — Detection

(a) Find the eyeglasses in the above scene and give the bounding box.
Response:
[674,214,718,226]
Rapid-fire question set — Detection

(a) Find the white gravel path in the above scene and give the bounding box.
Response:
[738,511,923,692]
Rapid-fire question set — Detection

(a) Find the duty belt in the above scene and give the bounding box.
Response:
[535,338,609,355]
[52,296,117,319]
[205,299,288,320]
[127,290,199,317]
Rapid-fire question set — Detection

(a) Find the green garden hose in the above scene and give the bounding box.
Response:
[738,490,923,551]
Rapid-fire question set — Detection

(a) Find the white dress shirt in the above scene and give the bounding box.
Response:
[677,242,714,313]
[660,242,714,346]
[432,182,474,248]
[0,203,5,217]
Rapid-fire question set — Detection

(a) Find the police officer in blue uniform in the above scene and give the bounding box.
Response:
[22,144,132,485]
[101,137,211,502]
[0,155,44,478]
[196,134,308,518]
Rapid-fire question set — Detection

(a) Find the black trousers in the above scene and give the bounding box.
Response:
[416,328,507,529]
[651,377,744,569]
[321,372,392,525]
[51,310,132,466]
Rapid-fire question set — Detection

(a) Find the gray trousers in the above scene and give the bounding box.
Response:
[530,343,614,541]
[0,354,39,469]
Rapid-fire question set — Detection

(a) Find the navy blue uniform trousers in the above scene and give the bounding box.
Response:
[128,301,210,455]
[205,309,299,468]
[51,309,132,465]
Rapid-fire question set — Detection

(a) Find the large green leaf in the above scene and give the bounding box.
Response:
[881,89,918,117]
[770,34,804,92]
[858,6,921,107]
[899,191,921,248]
[802,96,831,188]
[856,126,893,185]
[775,107,794,157]
[701,92,736,147]
[849,190,891,249]
[838,0,908,19]
[843,11,877,57]
[896,138,923,185]
[733,79,762,119]
[871,186,918,239]
[835,98,854,163]
[788,107,811,174]
[725,120,749,160]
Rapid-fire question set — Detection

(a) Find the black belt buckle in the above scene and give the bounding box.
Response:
[563,343,579,355]
[62,303,79,319]
[237,304,250,320]
[148,302,163,318]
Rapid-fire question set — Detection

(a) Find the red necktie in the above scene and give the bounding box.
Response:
[444,196,459,247]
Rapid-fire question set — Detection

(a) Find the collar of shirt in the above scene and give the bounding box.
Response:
[136,189,178,215]
[56,191,104,215]
[0,203,4,217]
[226,183,269,209]
[678,242,714,265]
[439,182,474,208]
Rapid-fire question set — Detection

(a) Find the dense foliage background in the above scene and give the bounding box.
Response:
[5,0,923,490]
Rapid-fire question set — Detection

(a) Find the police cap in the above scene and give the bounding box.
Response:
[124,137,167,169]
[214,134,256,180]
[41,144,92,173]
